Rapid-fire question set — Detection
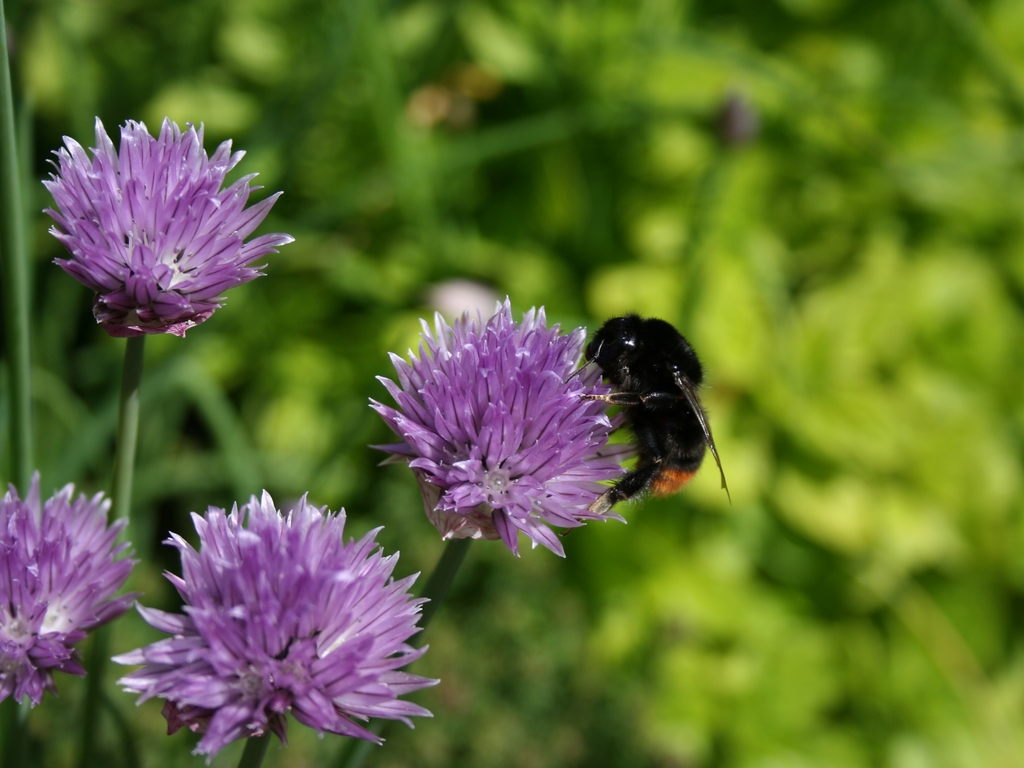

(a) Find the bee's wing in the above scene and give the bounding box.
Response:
[672,370,731,503]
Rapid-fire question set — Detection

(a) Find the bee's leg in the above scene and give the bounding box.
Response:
[583,391,689,407]
[635,391,686,404]
[588,462,662,515]
[581,392,643,406]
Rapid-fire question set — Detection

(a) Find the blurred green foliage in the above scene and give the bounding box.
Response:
[4,0,1024,765]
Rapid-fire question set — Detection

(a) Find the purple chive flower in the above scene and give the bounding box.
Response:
[114,493,436,760]
[44,117,293,337]
[372,300,628,557]
[0,474,136,706]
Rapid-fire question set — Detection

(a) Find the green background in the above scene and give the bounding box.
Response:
[5,0,1024,765]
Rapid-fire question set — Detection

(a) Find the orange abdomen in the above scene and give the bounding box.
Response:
[650,467,696,496]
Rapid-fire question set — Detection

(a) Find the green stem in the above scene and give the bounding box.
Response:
[75,627,109,768]
[0,698,27,767]
[237,734,271,768]
[415,537,472,634]
[76,335,145,768]
[112,335,145,525]
[0,4,33,763]
[335,537,473,768]
[0,0,33,490]
[99,689,141,768]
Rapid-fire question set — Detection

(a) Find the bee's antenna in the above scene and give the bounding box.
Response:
[564,360,591,385]
[566,355,598,385]
[565,341,602,385]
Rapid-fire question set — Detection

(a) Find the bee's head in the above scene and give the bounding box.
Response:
[586,315,703,386]
[585,315,644,379]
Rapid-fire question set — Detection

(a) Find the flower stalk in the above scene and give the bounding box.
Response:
[74,335,144,768]
[237,733,270,768]
[75,629,109,768]
[112,336,145,525]
[0,0,33,490]
[417,537,472,632]
[77,335,144,768]
[0,3,33,760]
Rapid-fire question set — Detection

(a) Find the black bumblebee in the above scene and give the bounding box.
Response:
[581,315,729,514]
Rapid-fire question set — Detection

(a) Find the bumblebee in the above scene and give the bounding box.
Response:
[581,315,729,514]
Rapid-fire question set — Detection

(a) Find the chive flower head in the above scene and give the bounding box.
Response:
[44,117,292,337]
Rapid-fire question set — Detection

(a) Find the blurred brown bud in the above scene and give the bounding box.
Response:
[716,91,759,147]
[450,63,502,101]
[406,83,478,131]
[406,84,452,129]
